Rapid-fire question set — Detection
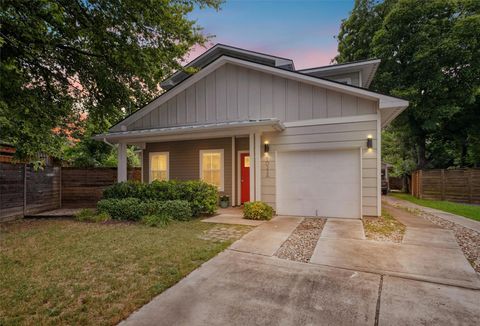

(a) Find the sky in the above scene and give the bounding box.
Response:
[187,0,355,69]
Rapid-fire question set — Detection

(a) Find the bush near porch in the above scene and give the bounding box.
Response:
[243,201,274,220]
[102,180,218,217]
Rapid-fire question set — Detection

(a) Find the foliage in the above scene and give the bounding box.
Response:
[97,198,192,221]
[75,208,111,223]
[336,0,480,169]
[61,121,140,167]
[102,180,218,216]
[243,201,274,220]
[141,214,171,228]
[392,193,480,222]
[0,0,221,159]
[97,198,143,220]
[363,208,406,242]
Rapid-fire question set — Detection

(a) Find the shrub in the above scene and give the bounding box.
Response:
[176,180,218,216]
[97,198,192,221]
[243,201,274,220]
[138,200,192,221]
[75,208,96,221]
[75,209,111,223]
[102,180,217,217]
[141,213,171,227]
[97,198,143,220]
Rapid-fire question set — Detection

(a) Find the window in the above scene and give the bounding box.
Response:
[149,152,169,182]
[200,149,224,191]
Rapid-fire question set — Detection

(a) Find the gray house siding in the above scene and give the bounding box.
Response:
[261,120,378,216]
[127,63,377,131]
[143,138,233,198]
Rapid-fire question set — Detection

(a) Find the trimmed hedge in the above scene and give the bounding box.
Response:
[97,198,192,221]
[243,201,274,220]
[102,180,217,217]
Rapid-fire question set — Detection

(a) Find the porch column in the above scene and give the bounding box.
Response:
[254,132,262,201]
[231,136,235,206]
[117,142,127,182]
[249,132,255,201]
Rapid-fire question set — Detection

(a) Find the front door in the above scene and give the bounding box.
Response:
[240,153,250,203]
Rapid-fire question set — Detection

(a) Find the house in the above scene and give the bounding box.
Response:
[94,44,408,218]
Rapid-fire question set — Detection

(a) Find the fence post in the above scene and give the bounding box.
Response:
[468,169,473,204]
[418,170,423,199]
[441,169,445,201]
[23,164,27,217]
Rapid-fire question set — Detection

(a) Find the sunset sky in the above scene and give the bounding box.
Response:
[187,0,355,69]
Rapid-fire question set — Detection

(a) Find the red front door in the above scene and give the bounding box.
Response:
[240,153,250,203]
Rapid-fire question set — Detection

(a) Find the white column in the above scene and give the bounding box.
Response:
[254,132,262,201]
[231,136,235,207]
[249,132,255,201]
[117,142,128,182]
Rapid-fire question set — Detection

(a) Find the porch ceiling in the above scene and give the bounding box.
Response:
[93,119,284,144]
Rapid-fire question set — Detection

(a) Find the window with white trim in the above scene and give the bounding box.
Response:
[200,149,224,191]
[149,152,169,182]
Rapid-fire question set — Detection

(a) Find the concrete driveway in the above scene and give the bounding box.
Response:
[120,216,480,326]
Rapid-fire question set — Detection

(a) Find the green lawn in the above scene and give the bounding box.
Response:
[391,193,480,222]
[0,219,250,325]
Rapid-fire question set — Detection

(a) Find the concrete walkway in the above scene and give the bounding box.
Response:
[384,195,480,233]
[229,216,303,256]
[120,250,480,326]
[118,207,480,325]
[320,218,365,240]
[311,202,480,289]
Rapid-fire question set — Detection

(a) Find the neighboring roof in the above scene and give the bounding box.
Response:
[161,44,295,90]
[94,119,285,143]
[298,58,381,88]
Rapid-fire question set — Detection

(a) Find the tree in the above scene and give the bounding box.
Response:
[0,0,221,159]
[336,0,480,170]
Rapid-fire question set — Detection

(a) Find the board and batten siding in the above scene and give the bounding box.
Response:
[127,63,377,131]
[261,120,378,217]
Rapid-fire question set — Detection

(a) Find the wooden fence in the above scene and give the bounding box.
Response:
[61,167,140,208]
[0,163,61,220]
[411,168,480,204]
[0,163,140,221]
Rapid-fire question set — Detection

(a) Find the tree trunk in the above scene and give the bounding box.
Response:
[417,138,427,169]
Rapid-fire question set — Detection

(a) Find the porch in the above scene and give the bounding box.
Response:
[104,119,284,207]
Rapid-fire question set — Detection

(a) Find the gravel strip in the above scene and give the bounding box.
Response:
[275,218,325,263]
[390,203,480,273]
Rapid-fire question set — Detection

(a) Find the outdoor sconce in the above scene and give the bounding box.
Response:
[367,135,373,150]
[264,141,270,153]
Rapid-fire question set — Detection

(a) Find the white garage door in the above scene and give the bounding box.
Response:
[276,149,360,218]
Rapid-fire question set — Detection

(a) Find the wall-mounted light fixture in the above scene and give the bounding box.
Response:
[367,135,373,150]
[264,140,270,153]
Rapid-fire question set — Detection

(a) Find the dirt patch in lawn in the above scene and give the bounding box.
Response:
[275,218,326,263]
[363,209,406,243]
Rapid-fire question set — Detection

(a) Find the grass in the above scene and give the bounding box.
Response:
[391,193,480,222]
[0,219,250,325]
[363,209,406,242]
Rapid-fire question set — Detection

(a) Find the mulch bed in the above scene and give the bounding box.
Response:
[275,218,326,263]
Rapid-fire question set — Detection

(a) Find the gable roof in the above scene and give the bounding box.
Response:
[298,59,381,88]
[109,55,408,134]
[161,44,295,90]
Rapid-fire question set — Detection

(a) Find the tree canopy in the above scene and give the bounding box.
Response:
[336,0,480,175]
[0,0,221,159]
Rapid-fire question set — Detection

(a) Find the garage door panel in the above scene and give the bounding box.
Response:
[276,149,360,218]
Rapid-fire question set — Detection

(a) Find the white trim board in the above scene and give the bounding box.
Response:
[283,114,378,128]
